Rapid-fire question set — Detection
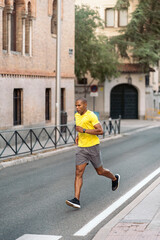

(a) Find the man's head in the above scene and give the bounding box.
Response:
[75,97,87,115]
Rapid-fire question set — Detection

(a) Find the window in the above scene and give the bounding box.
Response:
[51,0,57,35]
[13,89,22,126]
[145,75,150,87]
[11,1,16,51]
[61,88,65,111]
[105,8,115,27]
[118,9,128,27]
[3,0,33,55]
[78,78,88,85]
[25,2,31,54]
[45,88,51,121]
[2,9,7,50]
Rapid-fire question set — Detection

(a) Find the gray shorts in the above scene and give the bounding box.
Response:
[76,144,103,169]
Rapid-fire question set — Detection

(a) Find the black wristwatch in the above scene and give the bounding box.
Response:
[83,129,86,133]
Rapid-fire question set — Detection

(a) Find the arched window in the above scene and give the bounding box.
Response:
[11,1,16,51]
[3,0,32,54]
[51,0,57,35]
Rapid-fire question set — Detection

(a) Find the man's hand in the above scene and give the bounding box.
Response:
[76,126,84,133]
[76,123,103,135]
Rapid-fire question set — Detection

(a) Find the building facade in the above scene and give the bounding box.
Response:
[75,0,160,120]
[0,0,75,130]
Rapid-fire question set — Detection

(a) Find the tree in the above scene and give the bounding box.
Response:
[112,0,160,72]
[75,5,120,82]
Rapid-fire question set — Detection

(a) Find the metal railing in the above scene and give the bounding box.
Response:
[0,118,121,160]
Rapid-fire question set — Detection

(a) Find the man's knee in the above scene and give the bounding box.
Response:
[96,166,104,176]
[76,169,83,178]
[76,164,86,178]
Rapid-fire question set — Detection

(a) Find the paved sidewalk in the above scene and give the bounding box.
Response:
[120,119,160,134]
[93,177,160,240]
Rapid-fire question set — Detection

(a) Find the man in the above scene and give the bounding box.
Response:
[66,97,120,209]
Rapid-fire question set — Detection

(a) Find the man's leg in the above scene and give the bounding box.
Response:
[95,166,116,181]
[66,163,87,209]
[95,166,120,191]
[75,163,87,200]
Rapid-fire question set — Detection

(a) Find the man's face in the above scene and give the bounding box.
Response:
[75,100,87,115]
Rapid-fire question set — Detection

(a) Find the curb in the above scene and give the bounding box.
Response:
[0,145,77,170]
[92,176,160,240]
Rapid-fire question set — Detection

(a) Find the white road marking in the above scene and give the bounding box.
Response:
[74,167,160,237]
[16,234,62,240]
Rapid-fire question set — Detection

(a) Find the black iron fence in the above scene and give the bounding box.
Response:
[0,118,121,160]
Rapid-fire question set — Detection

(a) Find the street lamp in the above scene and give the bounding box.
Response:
[55,0,61,126]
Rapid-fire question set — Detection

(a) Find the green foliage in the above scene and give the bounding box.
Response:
[75,5,120,82]
[112,0,160,72]
[115,0,130,10]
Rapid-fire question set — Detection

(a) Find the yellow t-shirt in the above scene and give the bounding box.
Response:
[75,110,100,147]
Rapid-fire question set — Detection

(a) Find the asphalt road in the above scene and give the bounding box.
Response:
[0,126,160,240]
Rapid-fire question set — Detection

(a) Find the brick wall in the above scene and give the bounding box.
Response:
[0,0,75,78]
[0,0,75,129]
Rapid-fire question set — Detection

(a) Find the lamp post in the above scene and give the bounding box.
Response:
[55,0,61,126]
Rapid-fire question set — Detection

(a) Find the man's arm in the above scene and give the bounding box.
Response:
[76,123,103,135]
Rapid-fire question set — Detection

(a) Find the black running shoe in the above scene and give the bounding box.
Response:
[66,198,81,209]
[112,174,120,191]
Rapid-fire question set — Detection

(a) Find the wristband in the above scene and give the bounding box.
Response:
[83,129,86,133]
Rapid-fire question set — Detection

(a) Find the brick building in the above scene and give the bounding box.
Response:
[0,0,75,130]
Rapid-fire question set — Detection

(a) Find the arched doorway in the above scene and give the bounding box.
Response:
[110,84,138,119]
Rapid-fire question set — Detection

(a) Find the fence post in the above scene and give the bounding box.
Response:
[114,120,117,135]
[30,130,33,154]
[55,127,57,149]
[65,124,67,144]
[15,131,18,155]
[118,115,121,134]
[102,121,105,139]
[109,117,112,135]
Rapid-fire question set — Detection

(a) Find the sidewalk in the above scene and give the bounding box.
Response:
[93,176,160,240]
[120,119,160,134]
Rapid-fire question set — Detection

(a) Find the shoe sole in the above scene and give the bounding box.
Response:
[66,200,81,209]
[112,174,120,191]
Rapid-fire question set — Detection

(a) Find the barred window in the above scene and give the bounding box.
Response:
[45,88,51,121]
[13,89,22,126]
[61,88,65,111]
